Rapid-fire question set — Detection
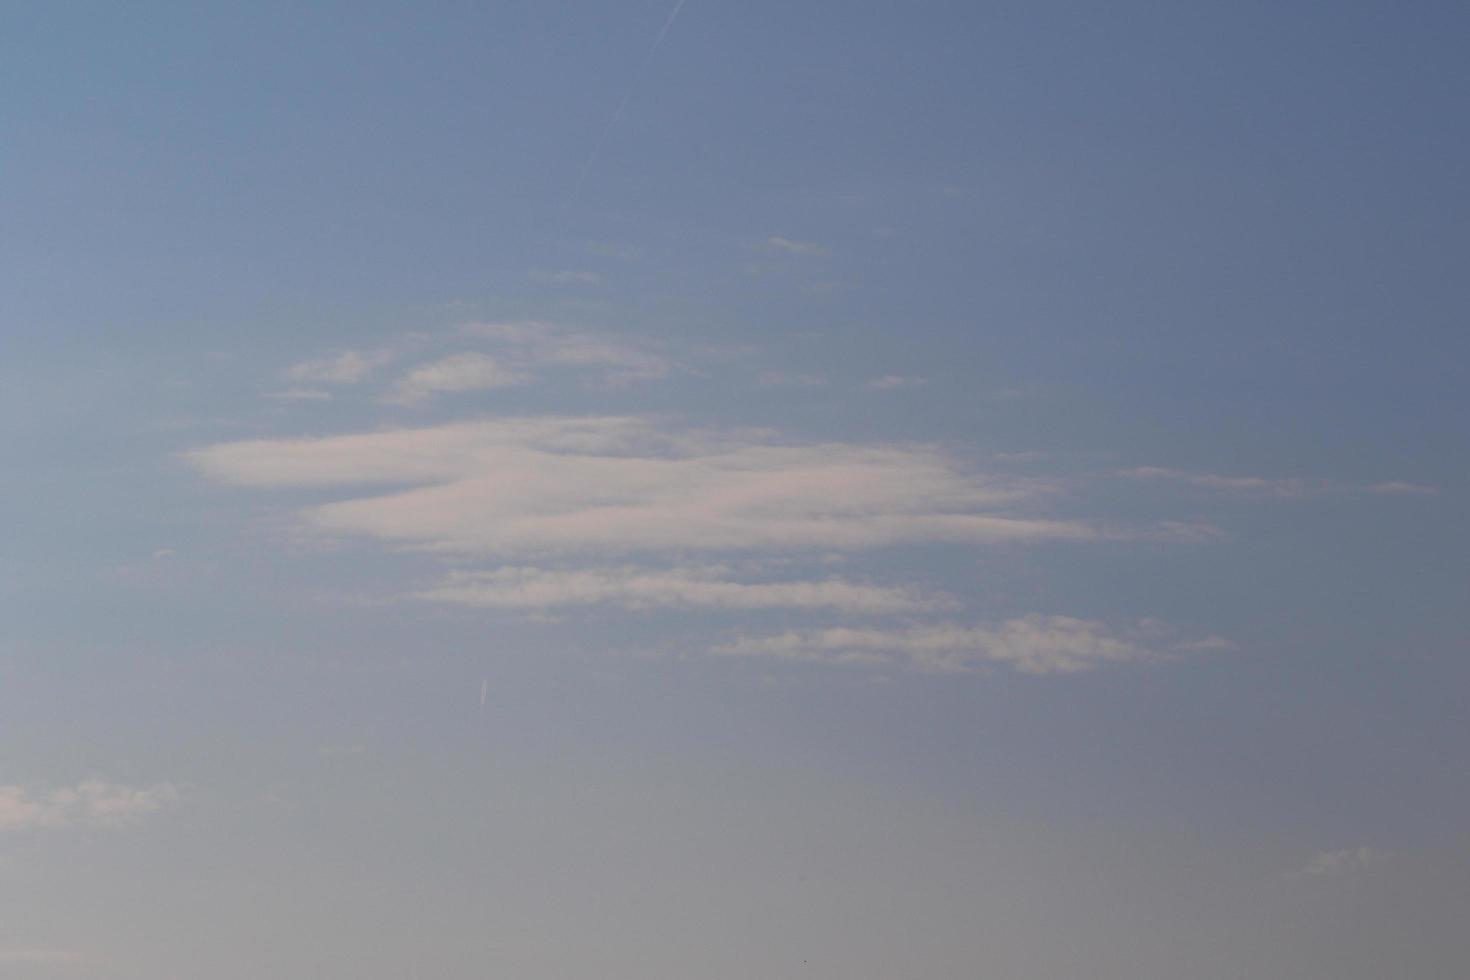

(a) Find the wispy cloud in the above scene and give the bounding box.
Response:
[461,321,674,385]
[413,566,954,614]
[385,353,527,406]
[765,236,827,256]
[186,416,1095,556]
[1123,467,1438,499]
[1291,846,1392,878]
[1120,466,1320,497]
[529,269,604,286]
[868,375,926,391]
[283,349,393,385]
[1369,481,1438,496]
[0,780,178,831]
[714,615,1227,674]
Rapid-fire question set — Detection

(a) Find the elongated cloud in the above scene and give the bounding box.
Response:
[765,236,827,256]
[714,616,1228,674]
[1123,467,1439,499]
[462,321,673,385]
[187,416,1093,556]
[869,374,926,391]
[568,0,690,206]
[1369,481,1438,496]
[0,780,178,831]
[1292,847,1392,878]
[414,566,954,614]
[1120,466,1320,497]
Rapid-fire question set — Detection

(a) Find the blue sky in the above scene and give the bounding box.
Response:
[3,2,1469,976]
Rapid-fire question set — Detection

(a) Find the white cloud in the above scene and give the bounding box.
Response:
[413,566,954,614]
[713,615,1224,674]
[1293,847,1392,878]
[1121,467,1321,497]
[186,416,1095,556]
[1125,467,1440,499]
[283,349,393,385]
[462,321,673,385]
[868,375,927,391]
[385,353,528,406]
[0,780,179,831]
[765,236,827,256]
[1369,481,1438,496]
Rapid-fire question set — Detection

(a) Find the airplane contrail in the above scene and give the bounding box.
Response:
[652,0,688,49]
[567,0,689,207]
[480,678,488,708]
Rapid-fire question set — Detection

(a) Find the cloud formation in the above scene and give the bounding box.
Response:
[1293,847,1392,878]
[187,416,1093,556]
[765,236,827,256]
[1120,467,1320,497]
[385,353,527,405]
[283,349,393,385]
[868,375,927,391]
[1369,481,1438,496]
[714,615,1225,674]
[413,566,953,614]
[0,780,179,831]
[461,321,673,385]
[1123,467,1439,499]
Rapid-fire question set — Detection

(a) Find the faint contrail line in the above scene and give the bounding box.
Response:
[567,0,689,207]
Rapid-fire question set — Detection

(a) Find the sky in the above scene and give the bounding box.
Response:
[3,1,1469,976]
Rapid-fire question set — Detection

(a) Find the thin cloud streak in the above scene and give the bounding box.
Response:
[765,236,827,256]
[1291,847,1392,878]
[714,616,1230,675]
[461,321,673,385]
[1123,467,1438,499]
[414,566,955,614]
[568,0,690,207]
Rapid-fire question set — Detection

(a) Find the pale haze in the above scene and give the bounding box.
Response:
[4,2,1469,977]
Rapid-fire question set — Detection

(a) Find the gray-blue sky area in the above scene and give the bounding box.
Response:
[3,2,1468,976]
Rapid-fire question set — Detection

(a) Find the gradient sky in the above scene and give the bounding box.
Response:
[4,2,1469,977]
